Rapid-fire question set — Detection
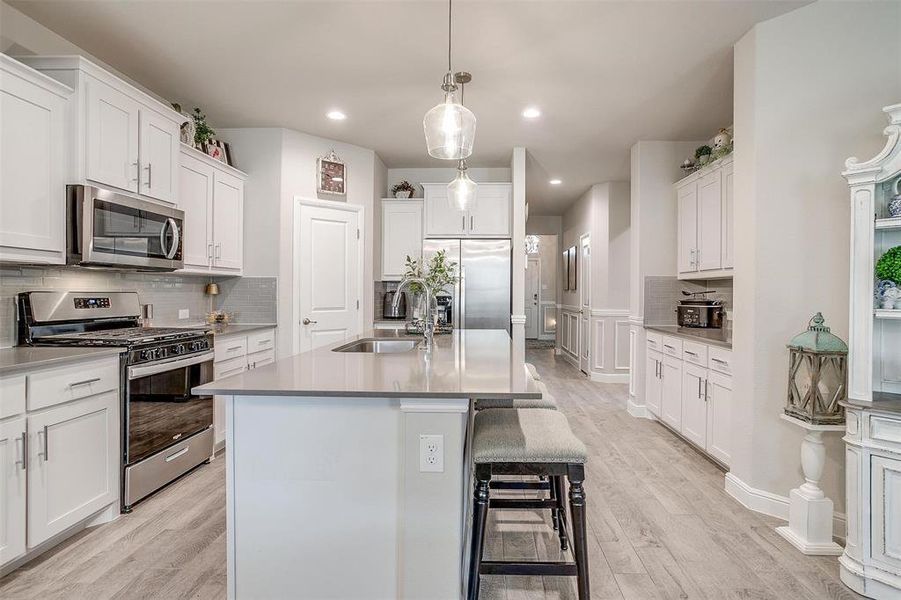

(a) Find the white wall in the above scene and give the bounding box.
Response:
[511,148,527,353]
[731,0,901,516]
[385,167,511,197]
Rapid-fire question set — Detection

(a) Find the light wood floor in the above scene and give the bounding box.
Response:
[0,349,862,600]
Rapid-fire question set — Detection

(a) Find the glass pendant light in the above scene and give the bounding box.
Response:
[423,0,476,160]
[448,159,477,212]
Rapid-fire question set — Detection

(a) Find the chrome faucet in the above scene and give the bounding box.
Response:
[394,277,435,351]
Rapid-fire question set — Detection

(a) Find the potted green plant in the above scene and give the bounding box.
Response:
[403,251,458,318]
[391,180,416,199]
[695,144,713,166]
[192,107,215,149]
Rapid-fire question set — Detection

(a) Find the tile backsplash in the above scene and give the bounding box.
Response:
[644,276,733,326]
[0,266,279,348]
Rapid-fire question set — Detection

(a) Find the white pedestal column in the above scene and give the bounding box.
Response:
[776,413,845,555]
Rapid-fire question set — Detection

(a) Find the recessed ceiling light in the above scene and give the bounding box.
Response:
[549,179,562,185]
[326,110,347,121]
[522,107,541,119]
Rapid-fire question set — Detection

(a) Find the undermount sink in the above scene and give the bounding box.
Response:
[332,338,419,354]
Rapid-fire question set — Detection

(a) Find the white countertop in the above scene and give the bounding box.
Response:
[0,346,124,376]
[194,328,539,399]
[644,324,732,349]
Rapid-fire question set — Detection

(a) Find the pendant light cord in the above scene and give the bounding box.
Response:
[447,0,453,73]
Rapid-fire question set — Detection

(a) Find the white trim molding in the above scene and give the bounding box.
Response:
[724,473,846,541]
[589,308,630,318]
[510,314,527,325]
[590,372,630,384]
[627,398,654,419]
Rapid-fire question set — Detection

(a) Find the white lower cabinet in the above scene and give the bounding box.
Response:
[645,349,662,417]
[681,362,708,448]
[0,417,27,565]
[26,391,119,547]
[660,356,683,430]
[705,370,733,465]
[871,453,901,573]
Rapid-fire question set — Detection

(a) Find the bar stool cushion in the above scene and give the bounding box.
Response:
[474,395,557,410]
[473,408,587,464]
[525,363,541,381]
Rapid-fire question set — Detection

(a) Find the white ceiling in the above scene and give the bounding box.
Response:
[9,0,804,215]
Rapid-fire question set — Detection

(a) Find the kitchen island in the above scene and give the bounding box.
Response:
[194,329,538,600]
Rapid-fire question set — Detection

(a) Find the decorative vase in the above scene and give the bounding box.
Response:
[698,154,710,166]
[713,128,732,151]
[889,179,901,217]
[395,190,412,199]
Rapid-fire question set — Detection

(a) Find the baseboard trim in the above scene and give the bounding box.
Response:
[627,398,655,419]
[724,473,846,541]
[554,348,562,355]
[589,371,629,384]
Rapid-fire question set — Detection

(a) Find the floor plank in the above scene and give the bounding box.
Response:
[0,348,862,599]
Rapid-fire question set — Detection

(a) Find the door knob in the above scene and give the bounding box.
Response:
[302,318,317,325]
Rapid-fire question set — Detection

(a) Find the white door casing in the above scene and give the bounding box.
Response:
[295,198,363,353]
[525,257,540,339]
[0,417,27,566]
[579,235,591,374]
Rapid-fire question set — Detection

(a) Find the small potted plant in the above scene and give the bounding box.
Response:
[695,144,713,166]
[192,107,215,150]
[876,246,901,308]
[403,251,458,321]
[392,180,416,199]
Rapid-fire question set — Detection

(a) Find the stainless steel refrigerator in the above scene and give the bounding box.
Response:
[422,239,512,334]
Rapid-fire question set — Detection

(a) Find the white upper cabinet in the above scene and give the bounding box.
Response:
[381,200,423,280]
[86,78,140,193]
[16,56,184,205]
[0,55,71,265]
[423,182,512,238]
[177,145,246,275]
[675,156,734,279]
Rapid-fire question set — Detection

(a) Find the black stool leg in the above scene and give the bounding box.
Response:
[554,475,568,551]
[568,465,590,600]
[549,475,559,531]
[467,464,492,600]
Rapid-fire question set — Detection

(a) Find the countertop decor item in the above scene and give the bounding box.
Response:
[875,245,901,285]
[785,312,847,425]
[695,144,712,166]
[713,128,732,151]
[317,149,346,195]
[680,158,696,173]
[192,107,214,149]
[171,103,196,145]
[888,177,901,217]
[391,180,416,198]
[422,0,476,160]
[206,309,233,325]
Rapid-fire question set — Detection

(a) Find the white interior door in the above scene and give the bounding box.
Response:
[579,235,591,374]
[525,257,540,339]
[297,200,361,353]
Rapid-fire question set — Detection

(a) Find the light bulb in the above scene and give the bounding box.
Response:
[448,165,477,212]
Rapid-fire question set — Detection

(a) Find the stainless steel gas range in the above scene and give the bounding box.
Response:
[17,291,214,512]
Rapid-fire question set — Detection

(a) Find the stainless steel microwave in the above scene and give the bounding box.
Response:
[67,185,184,271]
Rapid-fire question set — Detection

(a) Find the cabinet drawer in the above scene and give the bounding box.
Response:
[0,374,26,419]
[247,349,275,370]
[646,331,662,352]
[682,341,708,367]
[709,346,733,375]
[27,358,119,412]
[869,415,901,449]
[246,329,275,353]
[215,336,247,362]
[661,336,683,358]
[214,356,247,379]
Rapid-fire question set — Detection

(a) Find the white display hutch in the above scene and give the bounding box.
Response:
[839,102,901,600]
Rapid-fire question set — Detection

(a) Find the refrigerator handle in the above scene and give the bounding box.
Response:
[459,266,466,330]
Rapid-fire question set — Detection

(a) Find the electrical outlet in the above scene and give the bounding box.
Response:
[419,434,444,473]
[178,309,190,320]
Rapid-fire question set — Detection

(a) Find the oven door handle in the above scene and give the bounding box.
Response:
[127,351,214,380]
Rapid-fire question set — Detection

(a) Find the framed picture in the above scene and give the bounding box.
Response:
[567,246,578,291]
[317,150,346,195]
[204,139,228,165]
[563,249,570,291]
[220,140,234,167]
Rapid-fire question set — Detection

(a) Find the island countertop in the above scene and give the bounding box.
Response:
[193,328,540,399]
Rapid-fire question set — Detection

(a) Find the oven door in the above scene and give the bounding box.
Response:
[69,185,184,270]
[125,352,214,465]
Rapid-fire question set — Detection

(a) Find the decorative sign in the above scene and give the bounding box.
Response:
[317,150,346,195]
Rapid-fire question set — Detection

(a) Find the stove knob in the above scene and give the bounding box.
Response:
[172,344,185,355]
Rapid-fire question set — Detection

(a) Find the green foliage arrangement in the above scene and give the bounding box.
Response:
[391,180,416,195]
[694,145,712,160]
[876,246,901,284]
[192,108,215,146]
[403,250,459,297]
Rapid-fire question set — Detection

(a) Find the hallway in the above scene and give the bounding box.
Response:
[0,349,859,600]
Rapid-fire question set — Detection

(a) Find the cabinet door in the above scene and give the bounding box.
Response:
[0,64,67,263]
[697,170,722,271]
[645,351,662,417]
[676,182,698,274]
[660,355,682,429]
[0,417,27,566]
[381,201,423,280]
[27,392,118,548]
[85,78,139,193]
[212,171,244,272]
[680,363,707,448]
[214,356,248,447]
[178,153,213,270]
[139,109,179,204]
[424,185,466,237]
[468,184,511,237]
[706,371,732,465]
[872,454,901,573]
[721,162,734,269]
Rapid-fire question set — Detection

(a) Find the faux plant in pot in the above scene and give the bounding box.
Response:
[403,251,458,321]
[392,180,416,199]
[192,108,215,149]
[876,246,901,308]
[695,144,713,166]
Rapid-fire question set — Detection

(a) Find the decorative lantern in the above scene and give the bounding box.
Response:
[785,313,848,425]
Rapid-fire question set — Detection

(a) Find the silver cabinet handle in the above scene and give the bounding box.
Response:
[145,162,153,188]
[462,215,465,231]
[685,350,698,357]
[711,357,727,365]
[302,318,317,325]
[165,446,189,463]
[664,344,676,351]
[258,339,269,345]
[215,243,222,259]
[132,161,140,183]
[208,242,214,262]
[69,377,100,388]
[470,215,474,230]
[698,377,702,398]
[16,432,26,470]
[227,345,243,351]
[39,425,49,461]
